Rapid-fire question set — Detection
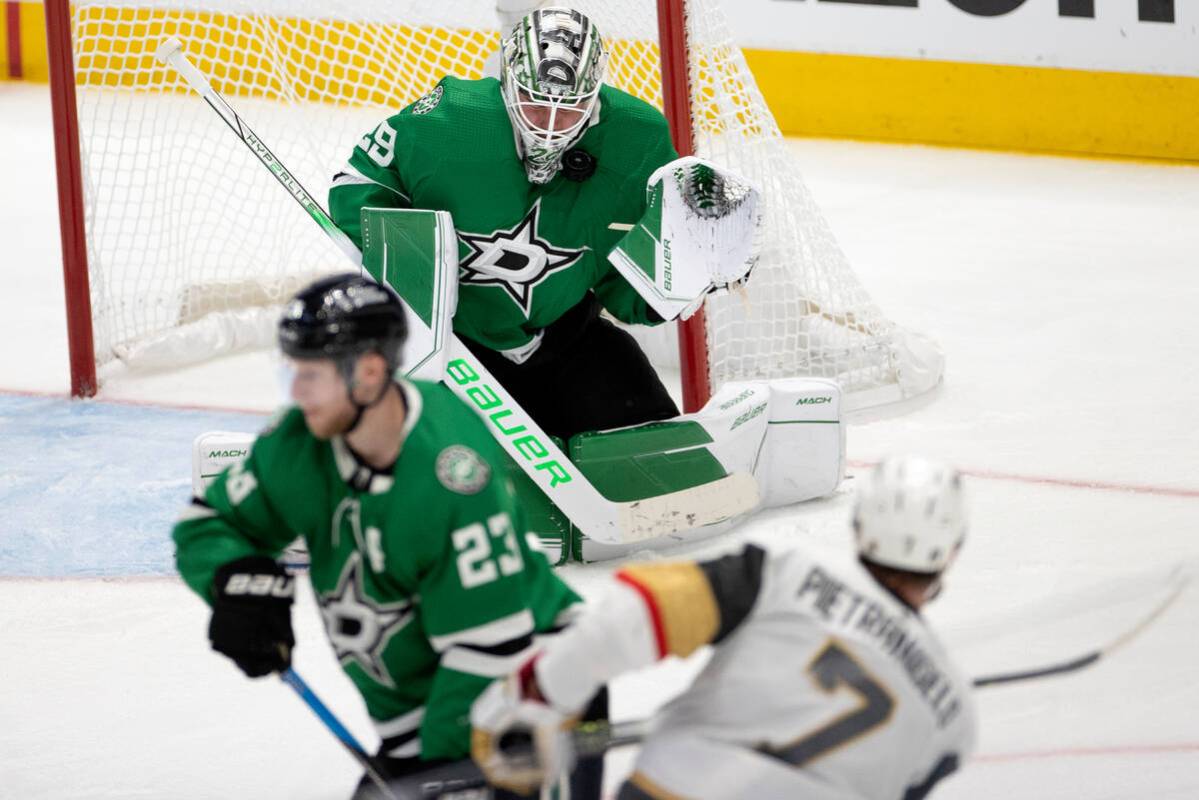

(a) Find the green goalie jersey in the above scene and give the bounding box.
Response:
[172,380,580,760]
[329,76,678,353]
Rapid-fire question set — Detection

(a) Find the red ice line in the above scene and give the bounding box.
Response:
[975,742,1199,763]
[847,460,1199,500]
[595,744,1199,799]
[0,386,267,416]
[5,389,1197,499]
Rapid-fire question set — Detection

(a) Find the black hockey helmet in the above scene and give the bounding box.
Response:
[278,273,407,373]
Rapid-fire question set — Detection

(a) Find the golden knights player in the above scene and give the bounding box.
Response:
[172,274,594,798]
[472,457,979,799]
[329,7,683,441]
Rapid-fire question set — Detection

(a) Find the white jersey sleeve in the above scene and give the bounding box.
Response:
[625,546,977,800]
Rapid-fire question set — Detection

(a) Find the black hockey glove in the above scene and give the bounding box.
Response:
[208,556,295,678]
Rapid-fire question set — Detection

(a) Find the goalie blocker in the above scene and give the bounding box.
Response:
[190,208,842,563]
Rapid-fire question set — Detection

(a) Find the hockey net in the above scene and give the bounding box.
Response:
[60,0,942,409]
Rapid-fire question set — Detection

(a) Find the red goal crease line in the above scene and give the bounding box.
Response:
[0,386,270,417]
[847,460,1199,500]
[2,389,1195,499]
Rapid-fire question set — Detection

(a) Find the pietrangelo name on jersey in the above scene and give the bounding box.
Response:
[796,565,965,729]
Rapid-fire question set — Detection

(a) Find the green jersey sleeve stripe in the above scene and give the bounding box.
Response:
[332,162,412,203]
[176,500,217,523]
[381,731,421,758]
[428,608,534,651]
[442,641,537,678]
[552,604,583,629]
[374,705,425,739]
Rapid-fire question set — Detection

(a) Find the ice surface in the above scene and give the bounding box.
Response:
[2,81,1198,798]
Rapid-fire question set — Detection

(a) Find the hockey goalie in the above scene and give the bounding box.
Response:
[190,5,845,562]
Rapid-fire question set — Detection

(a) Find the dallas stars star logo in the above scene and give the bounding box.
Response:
[318,552,414,688]
[458,200,588,316]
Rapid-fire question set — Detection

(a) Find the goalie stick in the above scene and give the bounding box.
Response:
[154,38,758,547]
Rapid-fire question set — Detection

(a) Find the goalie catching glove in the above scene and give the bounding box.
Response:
[607,155,760,321]
[470,657,574,795]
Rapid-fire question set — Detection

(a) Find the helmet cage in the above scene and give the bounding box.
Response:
[501,77,600,181]
[500,7,607,183]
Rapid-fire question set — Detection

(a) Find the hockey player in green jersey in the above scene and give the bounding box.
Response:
[172,274,583,798]
[329,7,683,441]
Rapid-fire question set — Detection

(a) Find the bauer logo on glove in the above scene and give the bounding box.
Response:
[607,155,761,322]
[222,571,294,598]
[208,556,296,678]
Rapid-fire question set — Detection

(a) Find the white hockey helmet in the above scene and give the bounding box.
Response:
[500,7,607,183]
[853,456,967,575]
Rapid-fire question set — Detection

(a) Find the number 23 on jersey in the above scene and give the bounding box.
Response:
[452,512,524,589]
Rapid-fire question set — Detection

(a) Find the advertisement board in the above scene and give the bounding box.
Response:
[728,1,1197,77]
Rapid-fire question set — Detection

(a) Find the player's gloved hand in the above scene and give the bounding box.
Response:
[471,657,573,795]
[208,556,295,678]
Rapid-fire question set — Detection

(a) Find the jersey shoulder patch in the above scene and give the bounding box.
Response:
[410,84,444,116]
[436,445,491,495]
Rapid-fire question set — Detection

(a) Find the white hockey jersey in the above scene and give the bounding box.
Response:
[535,544,977,800]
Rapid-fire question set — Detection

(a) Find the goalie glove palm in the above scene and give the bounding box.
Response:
[607,155,760,322]
[208,556,295,678]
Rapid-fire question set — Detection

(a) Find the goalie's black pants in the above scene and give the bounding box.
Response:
[462,293,680,442]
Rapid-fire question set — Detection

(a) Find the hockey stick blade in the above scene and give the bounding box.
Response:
[617,472,759,543]
[971,566,1190,688]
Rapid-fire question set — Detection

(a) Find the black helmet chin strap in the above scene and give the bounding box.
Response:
[337,356,399,436]
[344,378,398,435]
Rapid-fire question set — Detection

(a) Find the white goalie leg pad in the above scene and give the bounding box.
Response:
[755,378,845,506]
[192,431,255,496]
[192,430,309,569]
[696,377,843,508]
[573,379,843,562]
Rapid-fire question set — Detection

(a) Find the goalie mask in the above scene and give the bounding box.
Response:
[501,7,607,184]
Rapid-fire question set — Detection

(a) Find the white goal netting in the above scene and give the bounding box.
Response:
[69,0,942,406]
